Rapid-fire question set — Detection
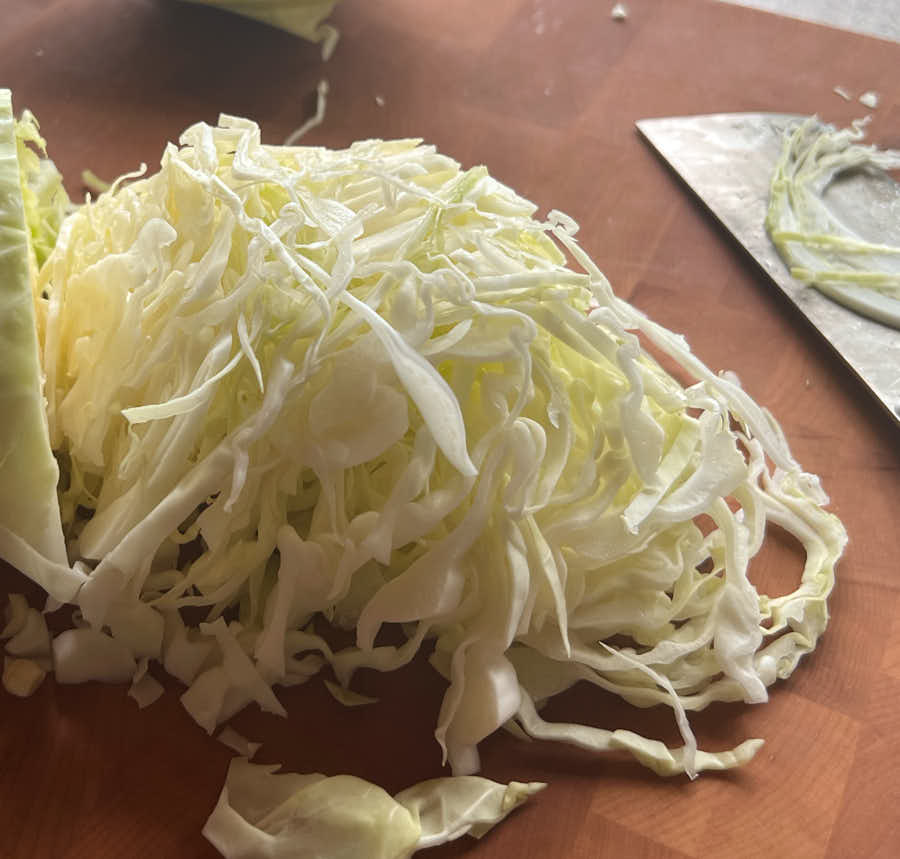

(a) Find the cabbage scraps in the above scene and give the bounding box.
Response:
[766,116,900,328]
[0,97,847,854]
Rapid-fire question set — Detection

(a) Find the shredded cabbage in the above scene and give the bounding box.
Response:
[0,105,848,854]
[766,116,900,328]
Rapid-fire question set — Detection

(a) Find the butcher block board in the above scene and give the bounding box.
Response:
[1,1,899,857]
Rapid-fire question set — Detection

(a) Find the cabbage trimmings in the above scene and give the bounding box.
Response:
[0,89,69,572]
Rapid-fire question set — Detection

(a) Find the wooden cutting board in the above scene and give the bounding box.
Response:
[1,1,899,856]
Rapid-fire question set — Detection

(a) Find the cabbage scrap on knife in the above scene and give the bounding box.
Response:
[1,97,846,854]
[766,116,900,329]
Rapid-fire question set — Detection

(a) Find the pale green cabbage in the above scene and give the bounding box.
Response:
[766,116,900,328]
[0,90,68,571]
[0,105,848,855]
[202,758,545,858]
[181,0,341,59]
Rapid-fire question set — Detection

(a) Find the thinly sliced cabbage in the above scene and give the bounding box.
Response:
[15,104,70,270]
[323,678,378,706]
[202,760,422,859]
[765,116,900,328]
[3,655,47,697]
[0,106,848,855]
[52,627,137,684]
[23,113,845,772]
[181,0,341,59]
[395,776,546,848]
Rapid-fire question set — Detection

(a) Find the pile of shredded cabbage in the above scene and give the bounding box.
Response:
[766,116,900,328]
[2,108,847,853]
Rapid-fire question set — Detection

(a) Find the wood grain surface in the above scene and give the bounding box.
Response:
[2,1,899,857]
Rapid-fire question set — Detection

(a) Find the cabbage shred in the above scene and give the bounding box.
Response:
[766,117,900,328]
[6,113,846,785]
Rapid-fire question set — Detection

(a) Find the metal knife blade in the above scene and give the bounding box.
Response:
[636,112,900,427]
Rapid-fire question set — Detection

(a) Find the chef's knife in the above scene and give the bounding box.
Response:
[636,112,900,427]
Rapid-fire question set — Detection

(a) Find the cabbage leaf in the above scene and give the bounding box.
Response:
[201,757,544,858]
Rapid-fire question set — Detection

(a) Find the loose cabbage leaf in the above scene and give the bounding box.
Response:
[202,760,422,859]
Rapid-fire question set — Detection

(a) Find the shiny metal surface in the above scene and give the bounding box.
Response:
[719,0,900,43]
[636,112,900,426]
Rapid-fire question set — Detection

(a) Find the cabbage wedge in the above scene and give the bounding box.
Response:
[0,89,68,572]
